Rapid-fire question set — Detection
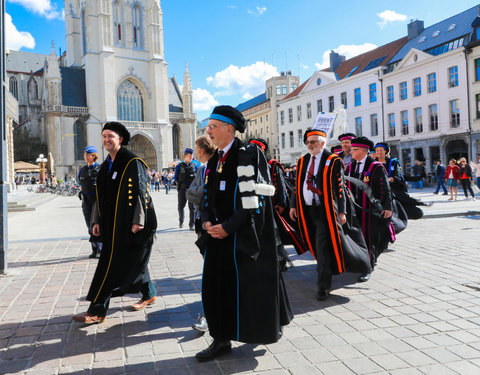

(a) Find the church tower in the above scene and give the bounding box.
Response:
[63,0,172,170]
[182,63,193,116]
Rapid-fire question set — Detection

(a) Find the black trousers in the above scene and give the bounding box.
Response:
[305,205,333,290]
[87,280,156,317]
[177,188,194,227]
[460,179,475,197]
[81,195,102,250]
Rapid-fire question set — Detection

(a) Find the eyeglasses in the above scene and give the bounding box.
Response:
[207,123,228,130]
[305,140,319,145]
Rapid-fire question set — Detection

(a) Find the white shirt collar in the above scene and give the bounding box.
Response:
[219,138,235,155]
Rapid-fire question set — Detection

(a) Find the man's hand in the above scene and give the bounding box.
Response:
[131,224,144,233]
[207,224,229,239]
[289,208,297,222]
[203,221,213,231]
[92,224,100,236]
[381,210,393,219]
[388,177,394,183]
[339,212,347,225]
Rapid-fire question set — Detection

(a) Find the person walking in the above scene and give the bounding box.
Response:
[337,133,355,167]
[290,129,370,299]
[433,160,448,195]
[72,122,157,324]
[174,148,199,230]
[458,157,475,200]
[470,155,480,189]
[77,146,103,258]
[445,159,460,201]
[196,105,292,361]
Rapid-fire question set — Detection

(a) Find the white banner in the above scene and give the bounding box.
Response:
[312,112,337,138]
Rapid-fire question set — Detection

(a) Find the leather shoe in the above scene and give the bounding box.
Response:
[88,251,97,259]
[72,312,106,324]
[131,296,156,311]
[359,273,371,282]
[195,340,231,362]
[316,288,329,301]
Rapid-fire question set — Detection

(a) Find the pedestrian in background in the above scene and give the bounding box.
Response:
[72,122,157,324]
[412,160,425,189]
[445,159,459,201]
[174,148,199,230]
[77,146,102,259]
[469,155,480,189]
[458,157,475,200]
[433,160,448,195]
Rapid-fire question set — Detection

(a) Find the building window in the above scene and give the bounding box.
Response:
[369,83,377,103]
[400,81,407,100]
[306,102,312,119]
[28,78,38,100]
[476,94,480,119]
[132,4,142,48]
[450,99,460,127]
[413,77,421,97]
[370,114,378,136]
[317,99,323,113]
[260,116,263,123]
[280,111,284,125]
[297,105,302,121]
[448,66,458,87]
[341,92,347,108]
[414,107,423,133]
[113,0,122,44]
[289,131,294,147]
[81,8,87,55]
[329,96,334,112]
[281,133,285,149]
[9,76,18,99]
[355,117,362,136]
[117,79,144,121]
[288,108,293,123]
[429,104,438,130]
[476,59,480,81]
[266,114,269,121]
[74,120,86,160]
[427,73,436,93]
[276,85,281,95]
[282,84,287,95]
[268,86,272,98]
[401,110,409,135]
[354,88,361,106]
[298,129,303,146]
[388,113,395,137]
[387,85,394,103]
[291,84,297,92]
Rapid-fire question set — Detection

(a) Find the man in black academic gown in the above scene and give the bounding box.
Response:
[289,129,370,301]
[72,122,157,324]
[196,106,293,361]
[344,137,392,282]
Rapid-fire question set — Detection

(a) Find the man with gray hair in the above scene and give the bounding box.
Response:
[290,128,370,300]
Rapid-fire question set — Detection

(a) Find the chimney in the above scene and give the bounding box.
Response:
[408,19,424,40]
[329,51,345,72]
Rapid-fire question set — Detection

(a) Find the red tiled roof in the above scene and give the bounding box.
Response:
[281,79,309,101]
[334,37,408,80]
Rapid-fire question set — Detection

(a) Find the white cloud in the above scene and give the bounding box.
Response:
[247,6,267,16]
[377,10,408,28]
[314,43,378,70]
[5,13,35,50]
[242,93,253,100]
[207,61,279,98]
[8,0,62,20]
[227,5,239,9]
[193,88,219,112]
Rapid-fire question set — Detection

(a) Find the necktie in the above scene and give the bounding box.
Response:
[306,156,322,197]
[354,162,361,178]
[218,150,224,159]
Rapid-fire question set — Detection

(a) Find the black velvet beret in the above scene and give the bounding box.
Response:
[303,128,327,145]
[102,122,131,146]
[338,132,356,142]
[210,105,246,133]
[249,138,269,152]
[351,136,374,151]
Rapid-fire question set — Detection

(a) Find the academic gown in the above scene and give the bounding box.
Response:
[86,147,157,304]
[346,157,393,266]
[200,138,292,344]
[293,151,371,275]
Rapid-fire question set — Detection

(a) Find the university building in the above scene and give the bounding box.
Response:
[7,0,196,179]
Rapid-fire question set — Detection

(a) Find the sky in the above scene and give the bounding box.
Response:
[6,0,480,120]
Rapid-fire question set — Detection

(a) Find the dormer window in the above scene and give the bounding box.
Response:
[317,78,322,85]
[432,30,440,37]
[448,24,456,31]
[418,36,426,43]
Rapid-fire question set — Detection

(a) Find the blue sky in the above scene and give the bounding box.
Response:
[6,0,480,120]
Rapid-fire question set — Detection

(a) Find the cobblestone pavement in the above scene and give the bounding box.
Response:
[2,189,480,374]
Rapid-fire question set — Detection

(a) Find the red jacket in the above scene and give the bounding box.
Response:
[445,165,459,180]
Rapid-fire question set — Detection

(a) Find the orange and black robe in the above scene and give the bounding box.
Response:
[292,150,370,275]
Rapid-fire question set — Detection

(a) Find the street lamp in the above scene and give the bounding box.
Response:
[36,154,48,184]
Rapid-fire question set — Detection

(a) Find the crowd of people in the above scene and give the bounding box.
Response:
[70,106,479,363]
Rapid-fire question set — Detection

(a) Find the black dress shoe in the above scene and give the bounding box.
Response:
[195,340,231,362]
[316,288,330,301]
[88,251,97,259]
[359,273,371,282]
